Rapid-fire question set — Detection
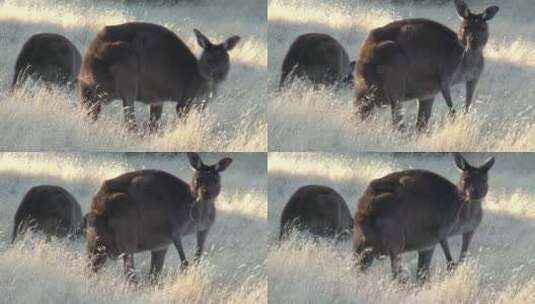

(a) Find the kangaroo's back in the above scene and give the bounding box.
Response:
[358,19,460,86]
[80,22,201,106]
[92,169,194,214]
[13,33,81,89]
[358,170,460,218]
[280,185,352,239]
[356,169,462,251]
[281,33,351,87]
[12,185,82,242]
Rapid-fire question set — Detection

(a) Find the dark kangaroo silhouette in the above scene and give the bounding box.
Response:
[353,153,494,283]
[280,33,355,89]
[12,33,81,90]
[12,185,83,243]
[78,22,240,132]
[86,152,232,284]
[354,0,499,131]
[279,185,353,241]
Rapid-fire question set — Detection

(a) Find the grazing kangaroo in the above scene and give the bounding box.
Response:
[12,185,83,243]
[279,185,353,241]
[280,33,355,89]
[12,33,81,90]
[86,153,232,283]
[353,153,494,282]
[78,22,240,132]
[354,0,499,131]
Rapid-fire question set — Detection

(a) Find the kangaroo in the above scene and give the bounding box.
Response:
[12,33,81,90]
[12,185,83,243]
[78,22,240,132]
[353,153,494,283]
[279,185,353,242]
[280,33,355,89]
[354,0,499,131]
[86,152,232,284]
[439,153,494,272]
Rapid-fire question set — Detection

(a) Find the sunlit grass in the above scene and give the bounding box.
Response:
[268,0,535,151]
[268,152,535,303]
[0,152,267,304]
[0,0,266,151]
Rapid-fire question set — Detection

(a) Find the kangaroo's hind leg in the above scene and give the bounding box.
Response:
[379,217,407,282]
[107,194,139,283]
[416,98,435,132]
[381,68,407,130]
[107,42,139,132]
[374,41,408,130]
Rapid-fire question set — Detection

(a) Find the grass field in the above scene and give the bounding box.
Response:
[0,152,267,303]
[268,152,535,303]
[0,0,266,151]
[268,0,535,151]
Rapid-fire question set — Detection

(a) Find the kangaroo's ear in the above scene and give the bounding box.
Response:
[223,35,240,51]
[480,157,495,171]
[482,6,499,21]
[455,0,471,19]
[453,152,468,171]
[194,29,212,49]
[215,157,233,172]
[187,152,203,171]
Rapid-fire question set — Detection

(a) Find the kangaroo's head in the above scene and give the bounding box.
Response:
[453,153,495,201]
[187,152,233,201]
[455,0,499,50]
[194,29,240,84]
[77,77,102,121]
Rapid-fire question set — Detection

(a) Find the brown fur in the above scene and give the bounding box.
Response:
[86,153,232,284]
[78,22,240,131]
[354,0,499,131]
[12,33,81,90]
[280,33,355,89]
[279,185,353,241]
[353,153,494,283]
[12,185,83,243]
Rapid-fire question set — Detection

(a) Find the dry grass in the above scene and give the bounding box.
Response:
[268,152,535,303]
[268,0,535,151]
[0,0,266,151]
[0,152,267,304]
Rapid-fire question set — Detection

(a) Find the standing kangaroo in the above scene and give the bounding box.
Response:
[12,185,83,243]
[353,153,494,282]
[279,185,353,241]
[86,153,232,283]
[78,22,240,132]
[354,0,499,131]
[12,33,81,90]
[280,33,355,89]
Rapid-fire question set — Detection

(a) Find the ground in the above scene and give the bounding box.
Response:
[268,0,535,151]
[0,0,266,151]
[268,152,535,303]
[0,152,267,304]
